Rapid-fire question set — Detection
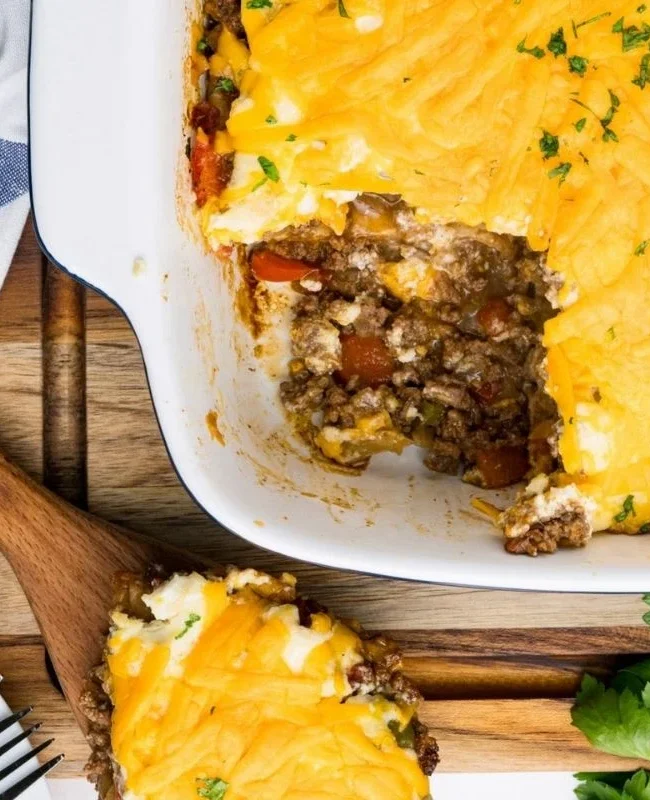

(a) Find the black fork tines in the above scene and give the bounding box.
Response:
[0,708,64,798]
[0,753,65,800]
[0,738,55,783]
[0,711,31,738]
[0,725,42,760]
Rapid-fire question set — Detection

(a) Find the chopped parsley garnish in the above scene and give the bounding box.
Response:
[257,156,280,182]
[517,37,545,58]
[612,17,650,51]
[606,326,616,341]
[246,0,272,7]
[285,133,297,141]
[196,777,229,800]
[571,93,620,143]
[614,494,636,524]
[338,0,350,18]
[579,151,590,165]
[640,3,648,11]
[569,55,589,75]
[539,130,560,159]
[196,38,211,55]
[635,239,650,255]
[574,117,587,132]
[633,53,650,88]
[403,77,412,83]
[641,523,650,534]
[175,612,201,640]
[547,27,567,57]
[600,90,621,141]
[265,114,277,124]
[602,90,620,124]
[414,169,425,175]
[548,162,572,184]
[215,77,236,93]
[572,11,612,38]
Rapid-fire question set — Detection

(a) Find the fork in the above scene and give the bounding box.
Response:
[0,707,64,800]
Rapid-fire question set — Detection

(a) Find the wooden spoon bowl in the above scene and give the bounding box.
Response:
[0,453,213,734]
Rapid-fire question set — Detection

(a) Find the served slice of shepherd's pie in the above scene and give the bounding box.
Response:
[82,568,438,800]
[187,0,650,554]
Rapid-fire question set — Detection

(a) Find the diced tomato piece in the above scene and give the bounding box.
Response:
[190,101,221,136]
[476,297,512,337]
[475,445,529,489]
[191,137,231,207]
[338,334,395,388]
[250,250,321,282]
[471,379,503,405]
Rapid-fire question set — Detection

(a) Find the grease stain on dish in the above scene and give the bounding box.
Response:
[206,409,225,445]
[132,256,147,277]
[194,292,219,385]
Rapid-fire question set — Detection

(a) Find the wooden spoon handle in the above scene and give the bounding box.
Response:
[0,453,211,732]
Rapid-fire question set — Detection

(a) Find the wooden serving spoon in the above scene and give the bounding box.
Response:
[0,453,214,734]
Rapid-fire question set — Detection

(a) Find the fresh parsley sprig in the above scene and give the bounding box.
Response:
[574,770,650,799]
[572,661,650,760]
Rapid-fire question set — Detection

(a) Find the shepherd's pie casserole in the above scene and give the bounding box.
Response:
[188,0,650,555]
[82,567,437,800]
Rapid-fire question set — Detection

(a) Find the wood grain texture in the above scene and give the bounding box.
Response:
[0,223,43,479]
[42,265,87,507]
[0,452,213,735]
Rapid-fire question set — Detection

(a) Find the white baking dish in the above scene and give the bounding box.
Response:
[28,0,647,592]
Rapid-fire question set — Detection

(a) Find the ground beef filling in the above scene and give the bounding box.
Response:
[263,196,559,489]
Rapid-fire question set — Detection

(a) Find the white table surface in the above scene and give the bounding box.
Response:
[48,773,580,799]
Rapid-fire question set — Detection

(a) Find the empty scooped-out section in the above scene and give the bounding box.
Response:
[28,0,650,590]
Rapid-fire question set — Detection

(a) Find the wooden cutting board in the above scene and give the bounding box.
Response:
[2,221,650,777]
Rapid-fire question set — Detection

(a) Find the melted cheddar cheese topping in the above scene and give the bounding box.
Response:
[198,0,650,533]
[107,571,430,800]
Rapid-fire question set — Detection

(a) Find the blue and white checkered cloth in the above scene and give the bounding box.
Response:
[0,0,29,290]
